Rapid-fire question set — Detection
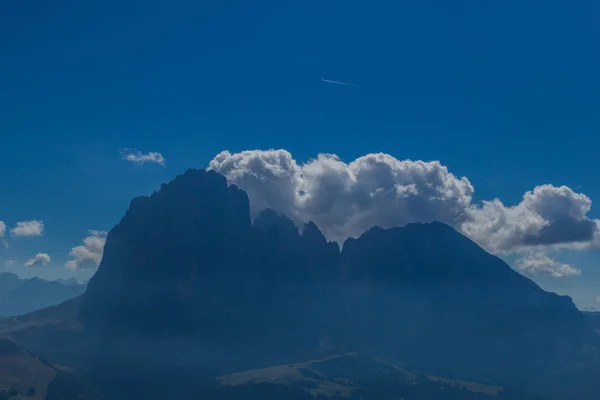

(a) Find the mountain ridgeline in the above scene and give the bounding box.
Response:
[0,273,86,317]
[79,169,598,397]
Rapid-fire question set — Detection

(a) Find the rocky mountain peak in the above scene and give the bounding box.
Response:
[79,169,597,387]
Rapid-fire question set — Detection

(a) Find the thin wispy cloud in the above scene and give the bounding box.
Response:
[122,149,166,167]
[321,78,359,87]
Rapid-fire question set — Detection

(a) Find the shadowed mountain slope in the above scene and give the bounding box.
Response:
[75,169,598,399]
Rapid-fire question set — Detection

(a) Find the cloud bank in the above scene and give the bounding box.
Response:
[65,230,107,271]
[0,221,5,238]
[25,253,51,268]
[11,220,44,237]
[210,149,599,277]
[122,149,166,166]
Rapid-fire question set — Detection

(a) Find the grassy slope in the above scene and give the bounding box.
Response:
[218,353,505,399]
[0,297,81,335]
[0,297,87,371]
[0,338,57,400]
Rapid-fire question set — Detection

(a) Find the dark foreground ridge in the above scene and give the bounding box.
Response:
[2,169,598,399]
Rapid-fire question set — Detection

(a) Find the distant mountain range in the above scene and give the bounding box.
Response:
[1,169,599,399]
[0,273,86,317]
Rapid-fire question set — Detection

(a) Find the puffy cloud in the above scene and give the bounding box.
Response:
[515,252,581,278]
[11,220,44,237]
[122,149,166,166]
[24,253,51,268]
[4,260,15,266]
[210,150,301,219]
[65,230,107,271]
[209,149,599,278]
[462,185,598,253]
[210,150,474,243]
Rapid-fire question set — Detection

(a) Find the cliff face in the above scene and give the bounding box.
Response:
[79,169,597,386]
[81,169,338,353]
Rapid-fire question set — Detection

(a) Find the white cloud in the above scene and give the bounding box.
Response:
[210,150,474,243]
[4,260,15,266]
[10,220,44,237]
[65,230,107,271]
[515,252,581,278]
[209,149,599,278]
[24,253,51,268]
[122,149,166,166]
[462,185,598,253]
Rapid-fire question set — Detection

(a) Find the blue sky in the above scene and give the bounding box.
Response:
[1,1,599,307]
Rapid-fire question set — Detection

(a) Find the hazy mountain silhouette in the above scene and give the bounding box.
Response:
[55,278,80,286]
[0,273,86,317]
[338,223,596,384]
[74,169,599,399]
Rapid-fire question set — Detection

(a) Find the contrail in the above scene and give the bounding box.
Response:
[321,78,359,87]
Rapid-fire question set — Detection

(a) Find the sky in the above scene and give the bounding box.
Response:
[1,0,599,308]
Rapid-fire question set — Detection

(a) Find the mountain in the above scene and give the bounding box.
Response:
[55,278,80,287]
[71,169,599,399]
[80,170,339,356]
[0,273,86,317]
[338,223,596,384]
